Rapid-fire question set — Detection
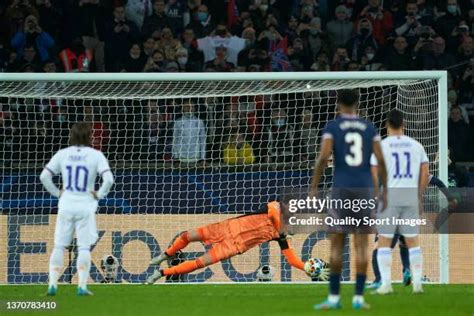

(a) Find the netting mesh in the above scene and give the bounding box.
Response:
[0,77,443,283]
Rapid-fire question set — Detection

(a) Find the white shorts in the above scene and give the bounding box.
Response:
[377,205,420,238]
[54,200,98,249]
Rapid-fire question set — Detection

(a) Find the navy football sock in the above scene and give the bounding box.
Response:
[400,245,410,273]
[372,248,381,282]
[355,273,366,296]
[329,273,341,295]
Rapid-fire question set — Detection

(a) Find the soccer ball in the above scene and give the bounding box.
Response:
[100,255,120,283]
[304,258,329,281]
[256,265,275,282]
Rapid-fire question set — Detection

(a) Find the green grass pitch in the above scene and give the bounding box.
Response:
[1,284,473,316]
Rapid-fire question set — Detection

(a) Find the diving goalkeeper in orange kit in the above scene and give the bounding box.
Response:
[146,201,307,283]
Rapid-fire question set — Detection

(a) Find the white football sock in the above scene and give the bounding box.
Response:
[328,294,340,304]
[48,246,64,287]
[352,295,365,304]
[377,247,392,287]
[409,247,423,286]
[77,248,91,289]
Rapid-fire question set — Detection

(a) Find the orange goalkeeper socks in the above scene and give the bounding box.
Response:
[165,232,190,257]
[162,258,205,276]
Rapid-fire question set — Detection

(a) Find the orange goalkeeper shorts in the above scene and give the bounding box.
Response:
[197,221,240,262]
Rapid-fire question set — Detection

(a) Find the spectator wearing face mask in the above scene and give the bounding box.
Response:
[143,49,164,72]
[327,5,353,51]
[175,47,191,71]
[347,18,378,62]
[360,45,382,71]
[187,4,214,38]
[434,0,462,39]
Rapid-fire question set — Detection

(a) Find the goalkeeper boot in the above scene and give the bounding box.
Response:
[403,269,412,286]
[46,285,57,296]
[77,287,94,296]
[150,252,171,265]
[352,296,370,310]
[313,298,342,310]
[146,269,163,284]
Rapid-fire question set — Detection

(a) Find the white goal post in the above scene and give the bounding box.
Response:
[0,71,449,284]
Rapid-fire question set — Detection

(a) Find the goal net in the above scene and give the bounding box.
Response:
[0,72,451,284]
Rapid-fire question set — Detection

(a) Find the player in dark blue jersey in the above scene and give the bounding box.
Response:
[310,89,388,310]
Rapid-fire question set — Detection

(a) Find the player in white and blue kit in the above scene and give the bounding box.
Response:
[370,110,428,294]
[311,90,388,310]
[40,123,114,296]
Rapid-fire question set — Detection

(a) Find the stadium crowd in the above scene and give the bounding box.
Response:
[0,0,473,185]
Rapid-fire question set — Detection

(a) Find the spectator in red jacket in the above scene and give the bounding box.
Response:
[59,37,93,72]
[358,0,393,45]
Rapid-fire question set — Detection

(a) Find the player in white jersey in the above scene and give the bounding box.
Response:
[40,123,114,296]
[370,110,429,294]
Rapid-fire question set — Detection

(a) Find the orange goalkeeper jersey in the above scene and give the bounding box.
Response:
[227,201,282,254]
[199,201,304,271]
